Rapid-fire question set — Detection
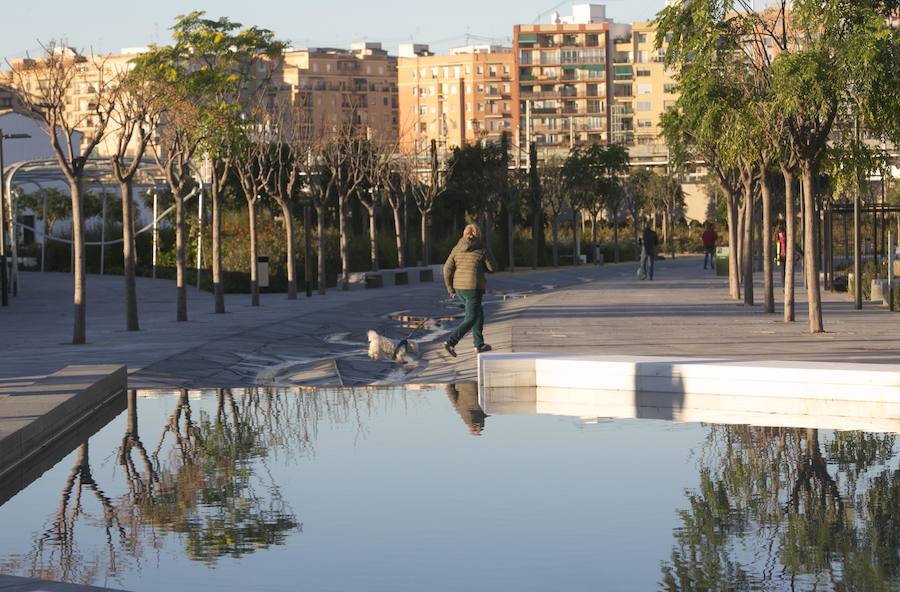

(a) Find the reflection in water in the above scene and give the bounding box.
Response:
[445,384,487,435]
[0,386,443,585]
[661,426,900,590]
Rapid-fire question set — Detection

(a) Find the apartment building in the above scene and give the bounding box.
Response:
[397,44,514,153]
[513,4,631,157]
[278,42,398,142]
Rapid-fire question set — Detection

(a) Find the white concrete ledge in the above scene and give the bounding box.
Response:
[478,353,900,431]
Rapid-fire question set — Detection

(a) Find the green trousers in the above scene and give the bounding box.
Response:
[447,289,485,348]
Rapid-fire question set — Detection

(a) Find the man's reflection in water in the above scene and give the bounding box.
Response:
[446,384,487,435]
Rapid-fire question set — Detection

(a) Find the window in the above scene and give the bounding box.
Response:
[466,103,471,112]
[411,70,417,79]
[636,101,651,111]
[637,33,648,44]
[637,83,652,95]
[664,100,676,109]
[503,102,509,111]
[451,85,458,94]
[664,83,677,93]
[431,67,438,77]
[453,66,461,78]
[465,65,471,74]
[419,122,427,132]
[503,64,510,74]
[638,51,648,64]
[466,84,472,94]
[419,105,427,115]
[637,119,653,128]
[366,65,372,74]
[420,68,426,77]
[477,102,484,112]
[379,66,385,75]
[412,86,418,96]
[476,66,483,75]
[429,85,436,95]
[466,120,473,130]
[489,65,497,76]
[312,63,319,72]
[636,69,651,77]
[503,83,510,93]
[477,84,484,93]
[383,97,388,106]
[326,63,332,72]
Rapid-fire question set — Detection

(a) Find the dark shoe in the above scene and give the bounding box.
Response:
[444,342,457,358]
[476,344,492,353]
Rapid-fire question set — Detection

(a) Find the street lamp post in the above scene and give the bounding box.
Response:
[0,129,31,307]
[304,200,313,298]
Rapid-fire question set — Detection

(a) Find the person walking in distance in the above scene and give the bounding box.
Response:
[640,223,659,280]
[443,224,497,357]
[702,223,718,270]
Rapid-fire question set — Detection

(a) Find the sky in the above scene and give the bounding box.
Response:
[1,0,667,60]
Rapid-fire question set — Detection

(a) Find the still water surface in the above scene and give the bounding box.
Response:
[0,386,898,591]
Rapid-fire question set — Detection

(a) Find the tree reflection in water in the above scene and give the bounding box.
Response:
[2,386,417,584]
[661,426,900,591]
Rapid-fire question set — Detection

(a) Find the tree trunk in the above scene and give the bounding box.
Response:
[120,180,139,331]
[247,197,259,307]
[507,206,515,272]
[802,161,823,333]
[591,212,598,263]
[392,205,405,268]
[211,180,225,313]
[70,180,86,344]
[741,185,754,306]
[278,199,297,300]
[175,189,187,322]
[368,205,378,271]
[760,167,774,313]
[316,204,326,295]
[612,212,620,263]
[551,217,559,267]
[339,195,349,290]
[532,207,539,269]
[573,208,580,265]
[782,166,796,322]
[420,210,430,266]
[726,190,740,300]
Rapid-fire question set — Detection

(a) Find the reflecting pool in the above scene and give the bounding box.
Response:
[1,386,899,591]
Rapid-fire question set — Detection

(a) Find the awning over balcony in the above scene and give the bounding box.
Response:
[613,65,633,76]
[518,33,538,43]
[578,64,606,72]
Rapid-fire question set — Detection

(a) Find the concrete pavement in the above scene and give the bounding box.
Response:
[2,257,900,388]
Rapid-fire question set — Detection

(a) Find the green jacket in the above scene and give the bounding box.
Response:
[443,236,496,293]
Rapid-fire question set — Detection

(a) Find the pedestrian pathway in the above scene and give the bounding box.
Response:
[1,258,899,388]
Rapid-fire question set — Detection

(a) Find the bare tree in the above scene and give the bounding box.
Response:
[234,104,273,307]
[266,97,313,299]
[540,157,568,267]
[320,104,369,288]
[145,47,203,322]
[108,57,164,331]
[356,133,397,272]
[401,139,449,266]
[7,43,117,343]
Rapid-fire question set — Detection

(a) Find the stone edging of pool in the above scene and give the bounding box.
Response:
[478,353,900,431]
[0,365,127,481]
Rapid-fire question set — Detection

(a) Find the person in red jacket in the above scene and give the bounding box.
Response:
[702,224,718,270]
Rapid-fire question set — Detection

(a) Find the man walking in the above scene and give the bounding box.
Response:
[443,224,497,357]
[640,223,659,280]
[702,224,718,270]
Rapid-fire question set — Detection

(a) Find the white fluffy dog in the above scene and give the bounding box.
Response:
[367,330,418,364]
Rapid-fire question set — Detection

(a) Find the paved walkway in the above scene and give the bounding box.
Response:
[1,258,899,388]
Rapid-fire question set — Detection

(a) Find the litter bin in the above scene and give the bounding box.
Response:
[715,247,729,276]
[257,256,270,288]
